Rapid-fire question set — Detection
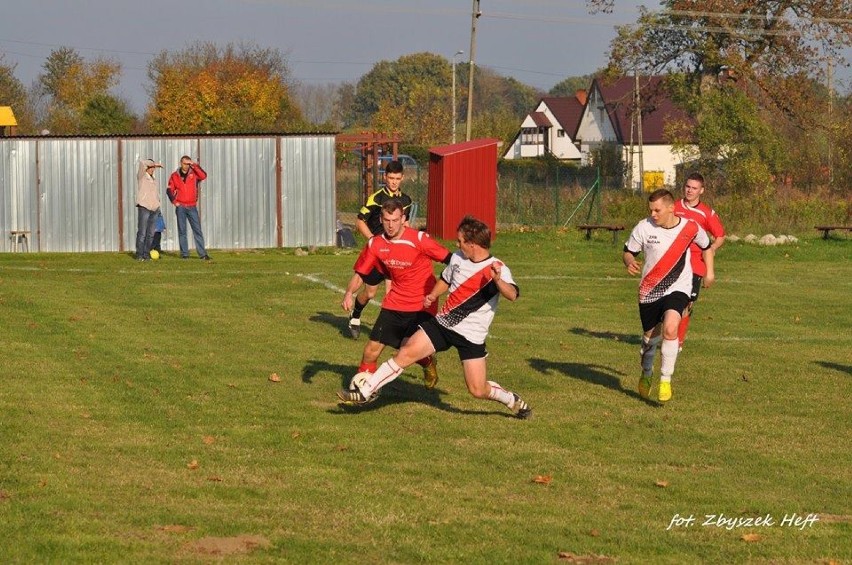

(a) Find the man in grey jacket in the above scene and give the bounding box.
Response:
[136,158,163,261]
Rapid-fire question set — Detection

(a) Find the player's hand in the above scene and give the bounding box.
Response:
[342,292,354,312]
[703,273,715,288]
[490,261,503,280]
[423,294,436,308]
[626,260,641,276]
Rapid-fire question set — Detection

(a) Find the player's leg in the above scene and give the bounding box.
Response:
[348,269,384,338]
[678,275,702,350]
[657,293,689,402]
[406,312,439,389]
[358,340,384,373]
[637,301,663,398]
[460,356,532,419]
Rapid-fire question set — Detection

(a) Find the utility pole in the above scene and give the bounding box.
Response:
[828,57,834,186]
[634,72,644,193]
[452,50,463,144]
[466,0,481,142]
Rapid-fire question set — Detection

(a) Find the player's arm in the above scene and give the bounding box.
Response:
[490,261,519,301]
[423,279,450,309]
[702,248,715,288]
[342,272,365,312]
[623,249,641,276]
[355,218,373,239]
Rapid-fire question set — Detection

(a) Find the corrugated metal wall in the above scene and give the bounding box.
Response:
[0,134,336,253]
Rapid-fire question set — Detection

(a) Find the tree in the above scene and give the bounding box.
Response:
[0,55,35,133]
[37,47,127,134]
[146,42,304,133]
[549,72,598,97]
[79,94,136,135]
[596,1,852,191]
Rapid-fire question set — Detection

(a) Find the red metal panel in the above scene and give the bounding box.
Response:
[427,139,498,240]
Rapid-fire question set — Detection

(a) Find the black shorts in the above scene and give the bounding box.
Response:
[689,274,703,302]
[369,309,433,349]
[419,317,488,361]
[638,292,690,333]
[362,267,385,286]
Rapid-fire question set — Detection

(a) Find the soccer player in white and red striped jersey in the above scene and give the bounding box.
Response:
[673,172,726,350]
[623,189,712,402]
[338,216,532,419]
[341,199,451,389]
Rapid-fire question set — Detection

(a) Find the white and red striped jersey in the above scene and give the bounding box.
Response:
[625,217,710,304]
[674,199,725,277]
[435,252,518,344]
[354,227,451,313]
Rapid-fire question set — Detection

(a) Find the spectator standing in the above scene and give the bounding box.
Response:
[168,156,211,260]
[135,158,162,261]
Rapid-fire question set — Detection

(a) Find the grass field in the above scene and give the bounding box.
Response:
[0,231,850,563]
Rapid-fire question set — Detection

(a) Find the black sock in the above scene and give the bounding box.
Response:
[351,298,367,319]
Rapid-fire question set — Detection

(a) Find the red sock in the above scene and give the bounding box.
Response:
[678,315,691,346]
[358,361,378,373]
[415,355,433,368]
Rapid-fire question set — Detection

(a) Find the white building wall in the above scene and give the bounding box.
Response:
[623,144,694,190]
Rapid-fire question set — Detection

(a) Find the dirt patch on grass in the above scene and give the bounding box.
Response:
[186,534,271,556]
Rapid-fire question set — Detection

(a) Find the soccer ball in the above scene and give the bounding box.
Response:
[149,250,160,260]
[349,371,372,391]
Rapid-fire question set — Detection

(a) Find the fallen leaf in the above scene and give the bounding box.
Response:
[187,459,199,470]
[557,551,615,563]
[741,533,762,542]
[741,374,750,382]
[532,475,553,485]
[335,445,349,451]
[588,529,600,537]
[0,490,11,500]
[202,436,215,445]
[655,480,669,488]
[269,373,281,382]
[207,476,223,482]
[291,431,301,439]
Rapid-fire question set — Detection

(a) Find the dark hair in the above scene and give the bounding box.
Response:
[457,215,491,249]
[384,160,404,174]
[685,171,704,185]
[380,198,405,215]
[648,188,674,204]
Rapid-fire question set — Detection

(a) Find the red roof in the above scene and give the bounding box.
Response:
[592,76,695,144]
[539,96,584,138]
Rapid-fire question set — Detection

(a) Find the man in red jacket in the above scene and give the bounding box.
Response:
[168,156,211,260]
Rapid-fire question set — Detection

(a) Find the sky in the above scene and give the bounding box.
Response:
[2,1,849,116]
[0,0,651,113]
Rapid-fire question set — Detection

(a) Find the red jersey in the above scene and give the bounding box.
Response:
[353,227,451,313]
[674,198,725,277]
[168,164,207,207]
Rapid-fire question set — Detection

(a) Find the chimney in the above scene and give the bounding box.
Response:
[575,89,588,105]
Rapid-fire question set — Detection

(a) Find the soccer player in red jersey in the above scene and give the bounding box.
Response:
[673,172,726,350]
[341,199,451,389]
[623,189,712,402]
[339,216,532,419]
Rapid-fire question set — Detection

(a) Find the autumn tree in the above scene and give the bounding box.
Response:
[594,1,852,192]
[146,42,303,133]
[0,55,36,133]
[36,47,131,134]
[549,72,598,97]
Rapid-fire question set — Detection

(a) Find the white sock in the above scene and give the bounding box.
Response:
[487,381,514,408]
[641,335,661,376]
[360,358,404,397]
[660,339,679,382]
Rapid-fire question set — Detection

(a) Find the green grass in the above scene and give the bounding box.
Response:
[0,234,850,563]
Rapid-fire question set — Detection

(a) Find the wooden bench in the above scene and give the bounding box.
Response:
[814,225,852,239]
[577,224,625,243]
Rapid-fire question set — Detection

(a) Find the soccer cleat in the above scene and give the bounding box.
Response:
[658,381,672,402]
[348,317,361,339]
[422,356,438,389]
[336,388,378,406]
[638,374,652,399]
[510,393,532,420]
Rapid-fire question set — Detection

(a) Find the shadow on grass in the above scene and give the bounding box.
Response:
[569,327,641,346]
[302,360,353,386]
[528,357,658,406]
[814,361,852,376]
[309,311,372,339]
[331,377,517,418]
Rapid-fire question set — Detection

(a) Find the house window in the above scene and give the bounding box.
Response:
[521,127,543,145]
[557,129,565,138]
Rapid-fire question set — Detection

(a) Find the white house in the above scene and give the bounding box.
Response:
[507,76,697,189]
[502,94,586,161]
